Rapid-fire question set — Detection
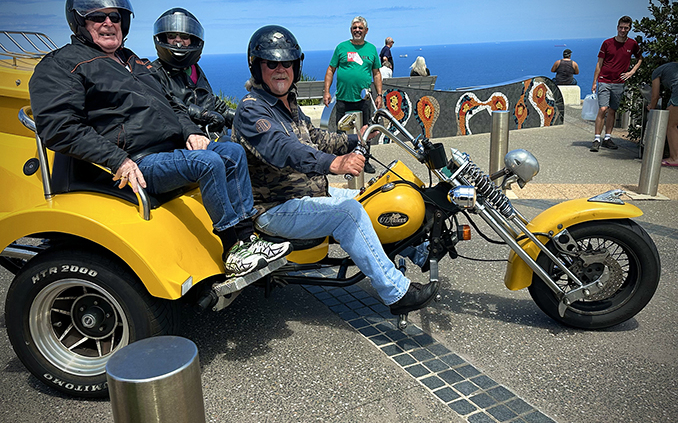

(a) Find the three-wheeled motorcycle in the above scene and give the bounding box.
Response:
[0,32,660,398]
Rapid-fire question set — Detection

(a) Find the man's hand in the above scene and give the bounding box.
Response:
[591,83,597,94]
[113,157,147,193]
[323,91,332,108]
[375,94,383,109]
[186,134,210,150]
[329,153,365,176]
[620,71,634,81]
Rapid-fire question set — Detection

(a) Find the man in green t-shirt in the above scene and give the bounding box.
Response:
[323,16,383,173]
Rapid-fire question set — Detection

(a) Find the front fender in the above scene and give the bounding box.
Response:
[503,198,643,291]
[0,189,223,299]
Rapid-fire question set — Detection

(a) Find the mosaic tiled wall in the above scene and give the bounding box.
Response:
[327,77,564,141]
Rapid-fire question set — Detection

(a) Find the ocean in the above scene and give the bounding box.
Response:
[196,38,605,101]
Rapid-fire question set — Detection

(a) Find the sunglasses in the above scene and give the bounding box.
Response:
[351,26,365,30]
[166,32,191,40]
[263,60,293,70]
[85,11,122,23]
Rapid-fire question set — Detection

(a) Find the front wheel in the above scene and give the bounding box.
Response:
[528,220,660,330]
[5,248,178,397]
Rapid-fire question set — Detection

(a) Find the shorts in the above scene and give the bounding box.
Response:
[670,91,678,107]
[597,82,625,110]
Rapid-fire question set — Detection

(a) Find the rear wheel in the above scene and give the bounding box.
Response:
[5,248,178,398]
[528,220,660,329]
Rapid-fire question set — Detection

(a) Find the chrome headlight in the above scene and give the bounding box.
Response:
[448,186,476,209]
[504,149,539,187]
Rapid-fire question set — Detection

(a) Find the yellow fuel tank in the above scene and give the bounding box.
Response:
[358,160,426,244]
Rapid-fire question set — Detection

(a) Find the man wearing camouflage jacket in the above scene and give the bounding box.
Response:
[231,25,439,316]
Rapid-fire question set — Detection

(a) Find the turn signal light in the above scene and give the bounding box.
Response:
[458,225,472,241]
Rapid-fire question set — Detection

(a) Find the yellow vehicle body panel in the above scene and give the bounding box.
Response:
[0,57,37,137]
[358,161,426,244]
[0,189,224,300]
[286,238,330,264]
[503,198,643,291]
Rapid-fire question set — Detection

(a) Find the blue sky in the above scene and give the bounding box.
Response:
[2,0,653,56]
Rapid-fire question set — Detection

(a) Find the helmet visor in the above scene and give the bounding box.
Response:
[71,0,134,16]
[153,13,204,40]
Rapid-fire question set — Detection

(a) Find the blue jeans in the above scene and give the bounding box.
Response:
[254,187,409,305]
[136,141,257,231]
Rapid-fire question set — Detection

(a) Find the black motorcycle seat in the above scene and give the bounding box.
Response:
[50,153,196,209]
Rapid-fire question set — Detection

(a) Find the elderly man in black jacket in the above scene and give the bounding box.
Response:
[29,0,290,277]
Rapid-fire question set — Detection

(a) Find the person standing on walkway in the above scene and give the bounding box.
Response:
[380,37,394,72]
[323,16,382,174]
[551,48,579,85]
[590,15,643,152]
[648,61,678,167]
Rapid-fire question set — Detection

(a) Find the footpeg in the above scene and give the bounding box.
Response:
[211,257,287,311]
[397,313,409,330]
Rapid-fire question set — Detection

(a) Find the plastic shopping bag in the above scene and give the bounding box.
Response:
[581,93,598,121]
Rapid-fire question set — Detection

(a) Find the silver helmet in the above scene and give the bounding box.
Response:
[153,8,204,69]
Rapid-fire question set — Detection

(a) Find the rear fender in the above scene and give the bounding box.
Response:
[0,190,223,299]
[503,198,643,291]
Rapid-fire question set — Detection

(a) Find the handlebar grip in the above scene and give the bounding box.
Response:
[343,145,367,180]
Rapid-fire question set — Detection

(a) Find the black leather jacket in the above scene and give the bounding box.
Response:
[151,60,234,129]
[29,36,202,173]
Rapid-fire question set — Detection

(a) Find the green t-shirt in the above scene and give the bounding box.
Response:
[330,40,380,102]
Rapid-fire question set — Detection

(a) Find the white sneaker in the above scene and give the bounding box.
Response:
[243,234,292,263]
[224,241,267,277]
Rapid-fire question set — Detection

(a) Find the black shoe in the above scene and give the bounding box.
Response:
[590,140,600,152]
[602,138,618,150]
[390,281,439,315]
[364,161,376,174]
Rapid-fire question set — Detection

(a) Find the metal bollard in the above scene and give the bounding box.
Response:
[489,110,510,176]
[106,336,206,423]
[346,111,365,190]
[638,109,669,196]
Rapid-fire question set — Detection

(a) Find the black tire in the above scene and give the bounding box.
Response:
[528,219,660,330]
[5,248,178,398]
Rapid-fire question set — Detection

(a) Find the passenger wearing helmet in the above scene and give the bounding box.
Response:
[152,8,235,137]
[232,26,439,316]
[30,0,291,278]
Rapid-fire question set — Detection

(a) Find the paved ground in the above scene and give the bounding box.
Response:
[1,106,676,422]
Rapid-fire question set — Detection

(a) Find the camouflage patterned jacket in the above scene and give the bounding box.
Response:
[231,86,359,215]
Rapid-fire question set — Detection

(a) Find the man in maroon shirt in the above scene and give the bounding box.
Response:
[590,16,643,152]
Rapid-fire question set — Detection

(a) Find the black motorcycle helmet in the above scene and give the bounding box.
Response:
[65,0,134,45]
[247,25,304,90]
[153,8,204,70]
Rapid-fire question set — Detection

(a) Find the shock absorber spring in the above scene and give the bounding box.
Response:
[462,160,514,217]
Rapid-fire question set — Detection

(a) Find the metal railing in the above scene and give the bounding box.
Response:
[0,31,57,65]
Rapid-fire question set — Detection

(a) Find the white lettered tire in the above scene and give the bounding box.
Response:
[5,247,178,398]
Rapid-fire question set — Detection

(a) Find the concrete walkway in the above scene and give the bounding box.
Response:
[1,106,676,423]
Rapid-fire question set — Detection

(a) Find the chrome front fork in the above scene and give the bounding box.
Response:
[474,201,607,316]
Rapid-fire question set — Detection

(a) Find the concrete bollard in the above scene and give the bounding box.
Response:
[638,109,670,196]
[489,110,510,176]
[106,336,206,423]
